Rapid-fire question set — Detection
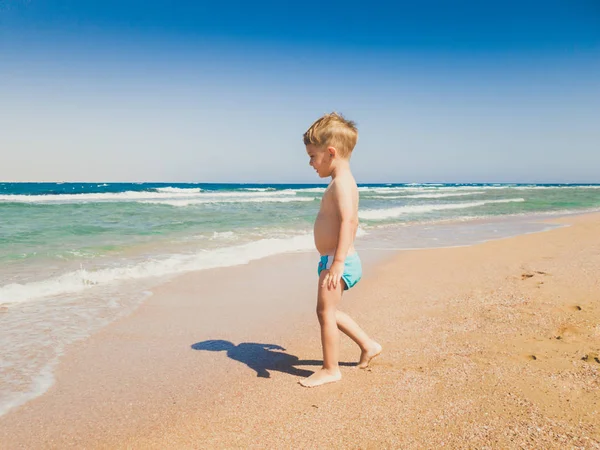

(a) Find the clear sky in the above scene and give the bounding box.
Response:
[1,0,599,183]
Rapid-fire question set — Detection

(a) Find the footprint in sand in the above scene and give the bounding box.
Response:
[521,271,550,281]
[581,353,600,364]
[556,324,580,338]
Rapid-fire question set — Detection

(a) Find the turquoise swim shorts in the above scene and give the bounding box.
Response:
[317,253,362,290]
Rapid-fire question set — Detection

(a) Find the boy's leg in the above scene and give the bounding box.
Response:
[299,270,343,388]
[335,310,382,369]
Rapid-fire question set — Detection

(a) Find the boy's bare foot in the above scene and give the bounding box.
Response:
[298,368,342,388]
[358,341,382,369]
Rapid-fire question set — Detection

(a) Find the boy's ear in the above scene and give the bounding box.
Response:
[327,146,336,159]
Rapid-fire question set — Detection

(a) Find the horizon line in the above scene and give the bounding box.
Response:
[2,181,600,185]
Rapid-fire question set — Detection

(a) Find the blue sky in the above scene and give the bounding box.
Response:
[1,0,599,183]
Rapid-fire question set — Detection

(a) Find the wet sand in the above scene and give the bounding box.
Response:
[1,213,599,449]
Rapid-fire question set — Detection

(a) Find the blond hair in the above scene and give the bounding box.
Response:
[303,112,358,158]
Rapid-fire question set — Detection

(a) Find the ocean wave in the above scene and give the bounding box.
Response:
[210,231,237,240]
[359,198,526,220]
[419,185,600,191]
[357,186,478,194]
[358,187,430,193]
[512,185,600,190]
[0,189,300,204]
[138,197,316,206]
[295,187,327,193]
[193,189,297,197]
[0,234,316,305]
[368,192,485,199]
[0,191,189,203]
[240,187,277,192]
[153,187,203,193]
[363,185,508,193]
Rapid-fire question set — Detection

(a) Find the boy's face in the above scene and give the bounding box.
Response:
[306,144,332,178]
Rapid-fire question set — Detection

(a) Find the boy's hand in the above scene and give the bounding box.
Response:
[322,261,344,290]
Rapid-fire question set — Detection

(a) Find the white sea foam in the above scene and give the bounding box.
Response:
[360,185,584,194]
[201,189,297,197]
[421,185,600,191]
[3,185,594,205]
[154,187,203,193]
[0,358,57,417]
[241,187,276,192]
[409,192,485,198]
[358,187,428,193]
[295,187,327,193]
[359,198,526,220]
[414,186,507,192]
[512,185,600,190]
[358,186,470,194]
[0,234,316,305]
[0,191,185,203]
[369,192,485,199]
[210,231,237,240]
[0,189,299,204]
[138,197,316,206]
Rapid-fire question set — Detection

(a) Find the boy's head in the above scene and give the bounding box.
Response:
[303,112,358,158]
[303,112,358,178]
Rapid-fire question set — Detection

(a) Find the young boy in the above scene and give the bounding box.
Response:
[299,113,382,388]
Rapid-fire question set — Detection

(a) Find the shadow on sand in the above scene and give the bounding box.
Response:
[191,340,356,378]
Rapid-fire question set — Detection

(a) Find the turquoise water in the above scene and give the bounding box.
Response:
[0,182,599,416]
[2,183,599,286]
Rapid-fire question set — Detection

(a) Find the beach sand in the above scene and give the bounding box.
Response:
[1,213,599,449]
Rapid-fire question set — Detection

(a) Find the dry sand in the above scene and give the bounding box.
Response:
[1,213,599,449]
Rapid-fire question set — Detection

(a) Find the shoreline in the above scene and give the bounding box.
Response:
[1,212,600,448]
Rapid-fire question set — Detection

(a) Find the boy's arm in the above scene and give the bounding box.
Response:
[323,179,357,290]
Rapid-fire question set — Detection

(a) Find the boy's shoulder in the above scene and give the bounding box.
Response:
[334,171,357,187]
[330,172,358,196]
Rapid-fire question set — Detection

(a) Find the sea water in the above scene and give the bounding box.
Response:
[1,182,599,415]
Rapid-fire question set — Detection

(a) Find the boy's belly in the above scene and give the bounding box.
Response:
[313,214,355,256]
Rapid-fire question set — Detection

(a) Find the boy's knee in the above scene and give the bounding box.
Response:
[316,305,324,319]
[316,305,335,323]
